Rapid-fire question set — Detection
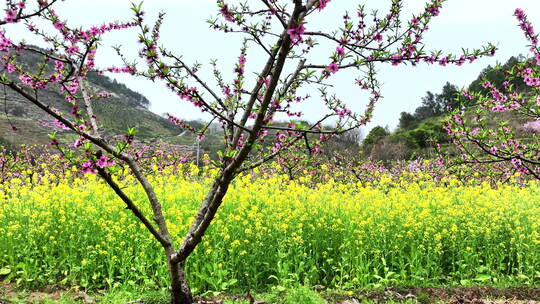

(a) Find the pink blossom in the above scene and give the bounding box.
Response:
[81,161,96,174]
[6,63,16,73]
[456,55,466,66]
[64,81,79,94]
[335,107,351,118]
[96,155,114,168]
[390,54,402,66]
[54,21,66,30]
[55,120,70,130]
[336,46,345,57]
[235,56,246,75]
[66,45,79,55]
[97,92,111,98]
[259,76,271,87]
[220,4,234,22]
[19,74,33,86]
[327,63,339,74]
[425,56,437,64]
[287,23,305,45]
[90,26,100,37]
[511,158,522,167]
[258,130,268,139]
[317,0,331,11]
[107,66,136,74]
[0,32,13,52]
[427,4,441,17]
[4,9,17,23]
[490,104,505,112]
[54,60,64,71]
[514,8,526,21]
[523,120,540,132]
[73,139,83,148]
[438,57,449,66]
[462,91,473,100]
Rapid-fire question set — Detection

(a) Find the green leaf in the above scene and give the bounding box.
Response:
[473,274,491,282]
[127,127,138,136]
[225,149,237,158]
[275,285,286,292]
[83,142,93,151]
[0,267,11,275]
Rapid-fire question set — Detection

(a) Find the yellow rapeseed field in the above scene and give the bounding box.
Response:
[1,164,539,292]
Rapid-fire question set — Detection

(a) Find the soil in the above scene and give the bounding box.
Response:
[1,283,539,304]
[0,283,95,304]
[337,287,540,304]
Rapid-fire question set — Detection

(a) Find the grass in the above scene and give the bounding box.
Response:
[4,285,539,303]
[0,284,439,304]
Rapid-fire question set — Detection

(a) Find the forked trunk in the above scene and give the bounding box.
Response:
[166,170,237,304]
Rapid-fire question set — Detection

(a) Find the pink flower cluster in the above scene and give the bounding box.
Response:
[2,1,25,24]
[515,8,538,46]
[287,23,305,46]
[81,156,115,174]
[316,0,331,11]
[219,3,234,22]
[107,66,137,74]
[523,120,540,132]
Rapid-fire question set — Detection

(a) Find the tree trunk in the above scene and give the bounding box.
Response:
[167,252,193,304]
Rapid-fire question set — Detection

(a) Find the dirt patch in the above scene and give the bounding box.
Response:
[343,287,540,304]
[0,283,19,300]
[2,283,540,303]
[0,283,89,303]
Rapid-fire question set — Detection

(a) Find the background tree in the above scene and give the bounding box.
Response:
[398,111,419,130]
[468,55,529,96]
[1,0,496,303]
[437,81,459,111]
[416,91,440,119]
[362,125,389,156]
[368,136,409,162]
[415,82,459,120]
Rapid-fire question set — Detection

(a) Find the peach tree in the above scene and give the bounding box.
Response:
[1,0,495,303]
[446,8,539,181]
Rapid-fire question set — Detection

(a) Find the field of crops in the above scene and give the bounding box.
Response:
[1,164,539,296]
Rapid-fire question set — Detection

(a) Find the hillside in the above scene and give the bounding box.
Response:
[0,49,214,152]
[0,49,363,158]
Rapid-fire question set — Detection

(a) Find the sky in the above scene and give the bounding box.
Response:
[4,0,540,134]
